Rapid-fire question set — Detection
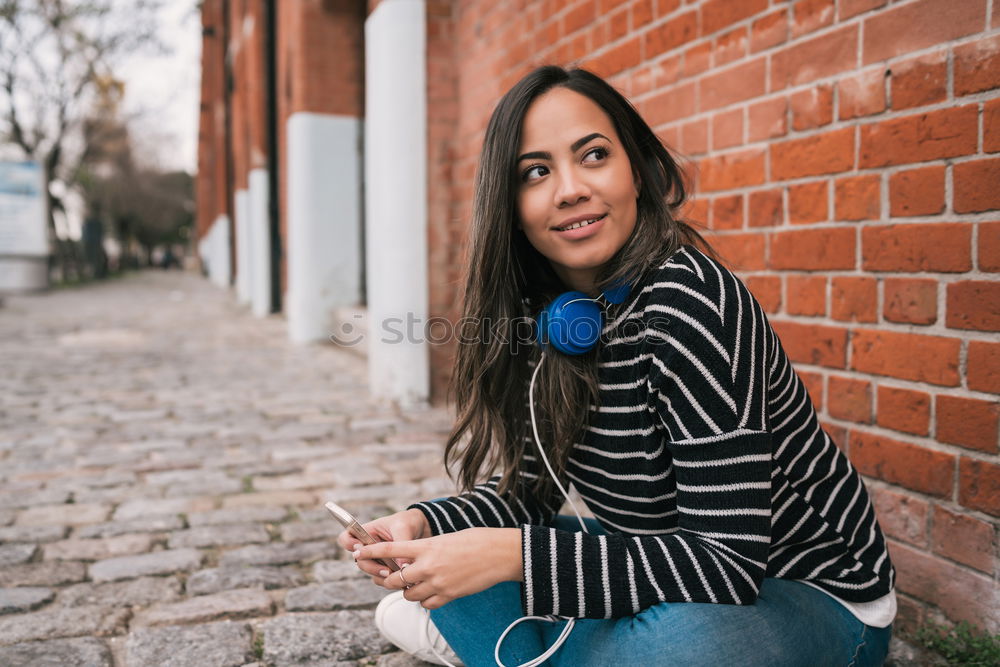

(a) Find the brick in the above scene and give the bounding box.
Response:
[799,370,824,409]
[937,395,999,453]
[954,34,1000,96]
[859,106,978,168]
[889,166,945,217]
[786,275,826,316]
[0,587,54,615]
[883,278,937,325]
[58,576,183,608]
[877,385,931,436]
[259,611,393,665]
[828,376,872,423]
[697,148,767,191]
[787,181,828,224]
[590,35,642,77]
[113,497,215,521]
[851,330,960,386]
[871,486,928,547]
[986,98,1000,153]
[850,431,954,496]
[167,523,271,549]
[838,69,886,120]
[772,127,854,180]
[643,10,697,57]
[89,548,203,583]
[187,565,305,595]
[16,503,110,527]
[747,97,787,142]
[954,158,1000,214]
[947,281,1000,332]
[644,81,696,126]
[770,228,855,270]
[133,588,273,627]
[0,638,111,667]
[747,189,782,228]
[791,0,834,38]
[959,457,1000,516]
[890,51,947,110]
[715,26,748,66]
[834,174,880,221]
[790,85,833,131]
[931,505,996,574]
[888,540,996,628]
[684,197,709,225]
[861,223,972,272]
[0,543,37,566]
[43,534,154,562]
[565,1,596,33]
[750,10,787,53]
[839,0,886,20]
[830,276,877,322]
[0,605,129,646]
[711,109,743,150]
[218,540,332,567]
[700,0,768,35]
[220,490,317,509]
[770,321,847,368]
[681,119,708,155]
[700,58,767,111]
[125,622,254,667]
[710,194,743,230]
[0,561,86,587]
[771,25,858,90]
[632,0,654,28]
[968,341,1000,394]
[0,524,66,543]
[682,42,712,78]
[744,276,781,313]
[710,233,767,270]
[981,221,1000,272]
[862,0,985,64]
[285,579,386,611]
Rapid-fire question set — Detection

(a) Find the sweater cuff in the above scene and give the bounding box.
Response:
[406,502,446,536]
[520,523,559,617]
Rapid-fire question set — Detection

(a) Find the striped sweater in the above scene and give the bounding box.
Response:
[411,245,895,620]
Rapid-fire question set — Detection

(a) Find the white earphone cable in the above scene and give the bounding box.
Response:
[493,349,590,667]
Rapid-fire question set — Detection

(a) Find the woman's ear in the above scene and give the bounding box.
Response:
[632,169,642,197]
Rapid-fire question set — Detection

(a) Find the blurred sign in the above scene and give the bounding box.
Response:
[0,160,49,291]
[0,160,48,256]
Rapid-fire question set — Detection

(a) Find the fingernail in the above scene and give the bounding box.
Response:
[352,543,361,551]
[353,549,361,559]
[379,569,389,577]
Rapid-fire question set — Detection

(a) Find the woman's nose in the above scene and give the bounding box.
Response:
[554,168,590,208]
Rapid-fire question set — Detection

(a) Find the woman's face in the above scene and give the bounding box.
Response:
[516,87,639,296]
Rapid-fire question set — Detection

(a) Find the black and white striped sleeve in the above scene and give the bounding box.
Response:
[407,451,563,536]
[519,261,774,618]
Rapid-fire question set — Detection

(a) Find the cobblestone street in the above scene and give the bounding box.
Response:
[0,270,455,666]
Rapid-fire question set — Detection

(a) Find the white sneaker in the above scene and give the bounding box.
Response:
[374,591,465,667]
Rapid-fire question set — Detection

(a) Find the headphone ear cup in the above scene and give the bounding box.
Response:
[539,291,603,355]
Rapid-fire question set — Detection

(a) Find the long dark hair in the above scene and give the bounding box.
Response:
[445,65,706,502]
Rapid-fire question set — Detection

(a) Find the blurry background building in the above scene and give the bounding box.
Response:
[197,0,1000,636]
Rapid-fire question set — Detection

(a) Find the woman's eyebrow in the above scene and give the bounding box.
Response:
[517,132,610,162]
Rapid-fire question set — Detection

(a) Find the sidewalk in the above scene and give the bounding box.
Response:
[0,270,454,666]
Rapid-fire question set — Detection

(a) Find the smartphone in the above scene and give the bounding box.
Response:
[324,501,402,572]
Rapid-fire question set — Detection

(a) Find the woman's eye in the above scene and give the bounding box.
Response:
[583,147,609,163]
[522,165,547,182]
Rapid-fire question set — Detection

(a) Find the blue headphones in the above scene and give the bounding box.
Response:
[536,282,631,355]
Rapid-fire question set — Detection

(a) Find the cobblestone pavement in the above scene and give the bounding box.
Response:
[0,270,454,666]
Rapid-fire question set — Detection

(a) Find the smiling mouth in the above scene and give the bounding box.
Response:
[555,213,607,232]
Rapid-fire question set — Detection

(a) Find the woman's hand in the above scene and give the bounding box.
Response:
[354,527,523,609]
[336,508,430,571]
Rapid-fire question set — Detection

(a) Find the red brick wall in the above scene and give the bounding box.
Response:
[427,0,1000,632]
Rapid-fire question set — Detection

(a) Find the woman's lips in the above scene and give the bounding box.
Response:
[554,213,607,240]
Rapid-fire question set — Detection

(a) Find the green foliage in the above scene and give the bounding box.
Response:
[252,633,264,660]
[915,621,1000,666]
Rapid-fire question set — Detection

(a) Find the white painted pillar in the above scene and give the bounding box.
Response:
[365,0,429,407]
[286,113,363,343]
[234,189,251,303]
[248,168,271,317]
[207,214,232,289]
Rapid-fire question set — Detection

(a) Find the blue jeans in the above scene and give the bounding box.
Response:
[430,516,891,666]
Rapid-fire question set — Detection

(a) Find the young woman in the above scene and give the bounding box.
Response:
[339,66,895,667]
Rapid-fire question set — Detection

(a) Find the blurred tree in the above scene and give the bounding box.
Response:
[0,0,163,281]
